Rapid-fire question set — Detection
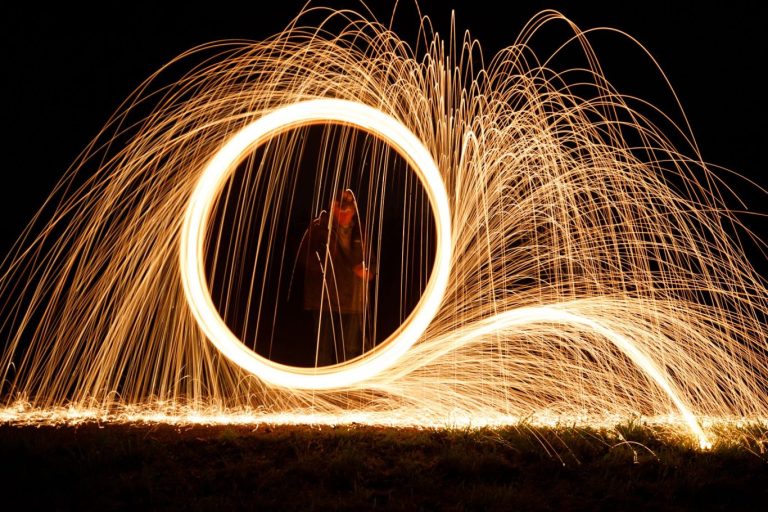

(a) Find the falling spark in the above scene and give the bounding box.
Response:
[1,7,767,450]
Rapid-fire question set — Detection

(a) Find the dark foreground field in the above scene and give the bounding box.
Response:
[1,421,766,511]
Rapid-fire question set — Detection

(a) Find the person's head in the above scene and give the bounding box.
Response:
[332,189,356,228]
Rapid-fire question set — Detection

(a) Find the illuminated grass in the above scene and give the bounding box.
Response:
[1,421,766,510]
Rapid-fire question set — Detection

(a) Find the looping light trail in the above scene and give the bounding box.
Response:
[442,306,712,448]
[181,98,451,389]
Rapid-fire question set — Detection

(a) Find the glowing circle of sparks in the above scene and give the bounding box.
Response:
[180,98,451,390]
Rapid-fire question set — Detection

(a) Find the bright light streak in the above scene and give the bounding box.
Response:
[180,99,451,389]
[444,306,712,448]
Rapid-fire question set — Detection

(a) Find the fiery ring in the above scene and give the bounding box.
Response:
[180,99,451,389]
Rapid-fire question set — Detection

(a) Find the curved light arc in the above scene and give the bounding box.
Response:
[180,98,452,390]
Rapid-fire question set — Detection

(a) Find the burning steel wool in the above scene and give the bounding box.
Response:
[2,7,767,449]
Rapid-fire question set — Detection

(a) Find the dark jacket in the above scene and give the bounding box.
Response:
[300,211,366,313]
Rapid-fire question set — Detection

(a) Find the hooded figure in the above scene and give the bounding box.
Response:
[300,189,372,365]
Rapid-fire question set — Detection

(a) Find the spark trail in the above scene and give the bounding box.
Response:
[2,7,767,448]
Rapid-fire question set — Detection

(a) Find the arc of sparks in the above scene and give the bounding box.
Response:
[3,8,767,450]
[180,98,452,390]
[180,98,709,447]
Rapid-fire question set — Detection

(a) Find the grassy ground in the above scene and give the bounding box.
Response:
[1,421,766,511]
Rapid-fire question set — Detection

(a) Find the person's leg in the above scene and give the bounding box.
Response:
[313,309,337,366]
[341,313,362,361]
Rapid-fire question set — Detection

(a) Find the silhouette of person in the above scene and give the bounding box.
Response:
[300,189,373,365]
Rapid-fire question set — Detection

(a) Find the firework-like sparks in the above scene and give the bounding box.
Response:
[2,7,767,449]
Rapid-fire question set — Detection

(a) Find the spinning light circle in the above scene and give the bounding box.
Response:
[180,98,451,389]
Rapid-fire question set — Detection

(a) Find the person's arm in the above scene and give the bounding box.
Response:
[304,212,330,266]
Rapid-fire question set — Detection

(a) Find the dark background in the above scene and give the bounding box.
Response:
[2,0,766,268]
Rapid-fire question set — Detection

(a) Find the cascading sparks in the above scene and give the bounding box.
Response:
[2,8,767,449]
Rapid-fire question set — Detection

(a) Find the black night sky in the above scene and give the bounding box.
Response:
[2,1,766,265]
